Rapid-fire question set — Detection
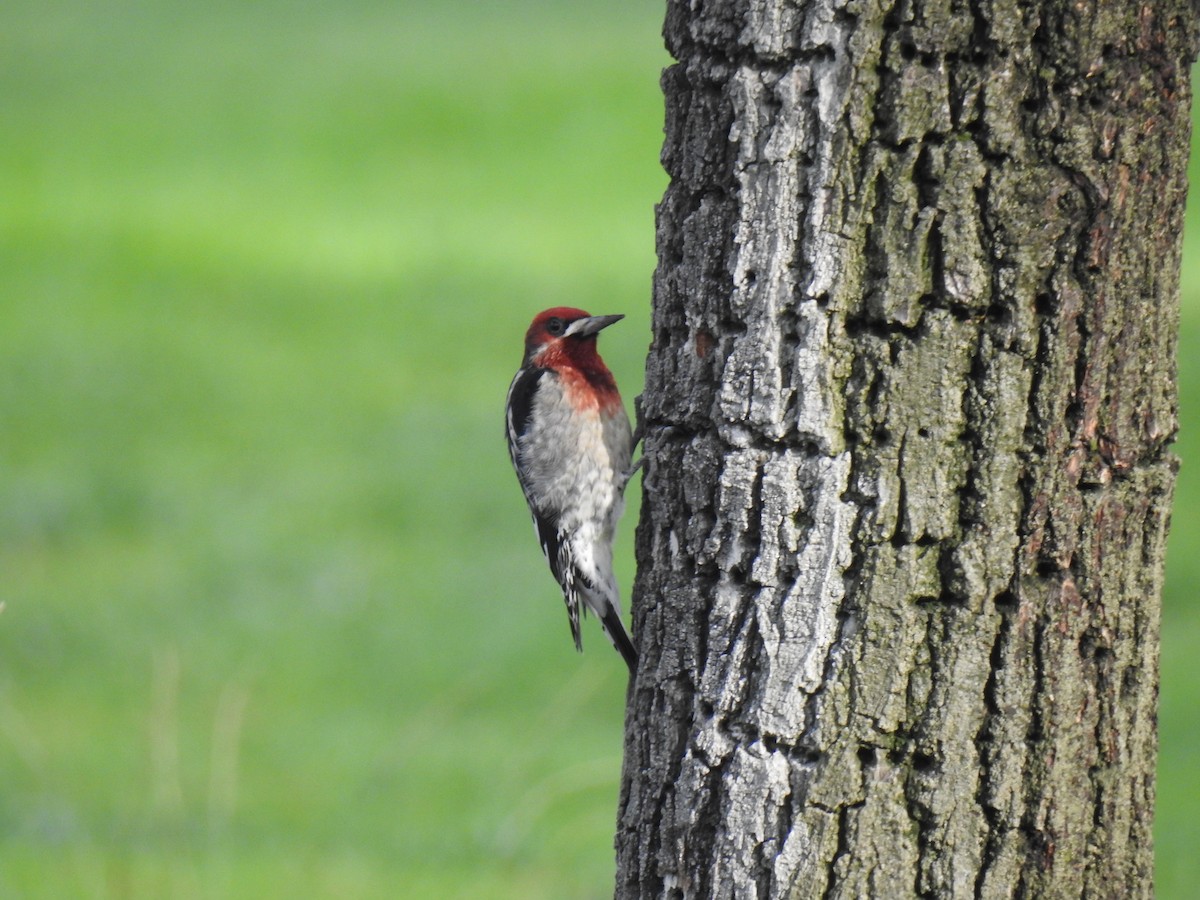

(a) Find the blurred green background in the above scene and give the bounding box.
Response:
[0,2,1196,897]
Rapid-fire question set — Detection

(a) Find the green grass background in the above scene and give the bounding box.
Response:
[0,2,1195,897]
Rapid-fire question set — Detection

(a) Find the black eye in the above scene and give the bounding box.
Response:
[546,317,565,336]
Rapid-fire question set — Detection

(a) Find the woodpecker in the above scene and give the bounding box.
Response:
[505,307,638,674]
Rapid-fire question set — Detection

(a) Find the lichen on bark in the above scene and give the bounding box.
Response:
[617,0,1196,897]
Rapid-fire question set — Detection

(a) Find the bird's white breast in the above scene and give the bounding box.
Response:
[518,373,632,537]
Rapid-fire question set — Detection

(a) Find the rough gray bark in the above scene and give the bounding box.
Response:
[617,0,1195,897]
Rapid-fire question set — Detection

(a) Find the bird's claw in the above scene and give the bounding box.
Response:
[618,456,645,495]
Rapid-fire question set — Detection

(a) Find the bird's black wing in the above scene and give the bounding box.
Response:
[505,365,543,472]
[506,366,584,650]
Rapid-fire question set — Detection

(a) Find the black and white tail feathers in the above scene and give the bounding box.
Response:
[536,499,638,675]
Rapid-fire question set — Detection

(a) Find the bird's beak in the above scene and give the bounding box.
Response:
[565,314,624,338]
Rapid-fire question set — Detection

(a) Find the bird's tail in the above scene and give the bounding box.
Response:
[598,606,638,676]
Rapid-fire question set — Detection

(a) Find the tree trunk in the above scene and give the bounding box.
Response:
[617,1,1195,897]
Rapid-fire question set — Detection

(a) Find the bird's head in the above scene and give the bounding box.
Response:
[523,307,624,372]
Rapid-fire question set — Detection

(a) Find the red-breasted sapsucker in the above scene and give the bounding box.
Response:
[505,307,638,674]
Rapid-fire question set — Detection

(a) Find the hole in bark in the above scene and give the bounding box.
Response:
[994,591,1017,612]
[1020,96,1040,113]
[763,734,778,753]
[1035,558,1060,577]
[792,507,814,530]
[987,302,1011,324]
[900,41,918,61]
[1080,632,1113,663]
[872,424,892,445]
[857,746,877,766]
[913,752,936,773]
[1065,398,1082,425]
[917,426,930,439]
